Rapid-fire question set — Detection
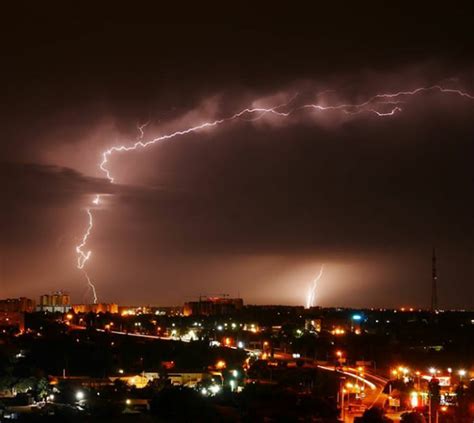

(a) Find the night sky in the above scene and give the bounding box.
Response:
[1,13,474,308]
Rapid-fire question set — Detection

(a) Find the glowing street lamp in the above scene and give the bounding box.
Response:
[410,391,419,408]
[216,360,226,369]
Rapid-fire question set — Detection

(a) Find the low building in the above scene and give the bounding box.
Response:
[72,303,119,314]
[184,296,244,316]
[111,371,209,388]
[167,372,208,387]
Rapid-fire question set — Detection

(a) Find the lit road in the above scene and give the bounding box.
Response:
[95,328,180,341]
[81,327,401,420]
[271,351,400,422]
[317,366,401,422]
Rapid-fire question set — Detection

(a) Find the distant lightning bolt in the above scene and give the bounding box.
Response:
[75,195,100,303]
[84,271,98,304]
[306,265,324,309]
[74,83,474,302]
[76,207,94,270]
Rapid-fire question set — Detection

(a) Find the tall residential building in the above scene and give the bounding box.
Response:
[183,296,244,316]
[37,291,71,313]
[0,297,35,313]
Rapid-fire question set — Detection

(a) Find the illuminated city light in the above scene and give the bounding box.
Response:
[75,391,85,401]
[410,391,419,408]
[216,360,226,369]
[209,384,221,395]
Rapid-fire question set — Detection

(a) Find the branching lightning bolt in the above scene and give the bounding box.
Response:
[306,265,324,309]
[74,83,474,302]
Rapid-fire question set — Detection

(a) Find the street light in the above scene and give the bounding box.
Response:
[459,369,466,380]
[415,371,421,389]
[410,391,419,408]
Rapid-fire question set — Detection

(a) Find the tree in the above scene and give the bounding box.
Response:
[35,377,50,400]
[0,376,17,396]
[401,411,426,423]
[13,376,37,394]
[359,406,393,422]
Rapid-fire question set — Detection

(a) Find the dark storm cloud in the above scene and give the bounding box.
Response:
[1,17,474,307]
[2,162,112,202]
[1,163,109,247]
[100,102,474,257]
